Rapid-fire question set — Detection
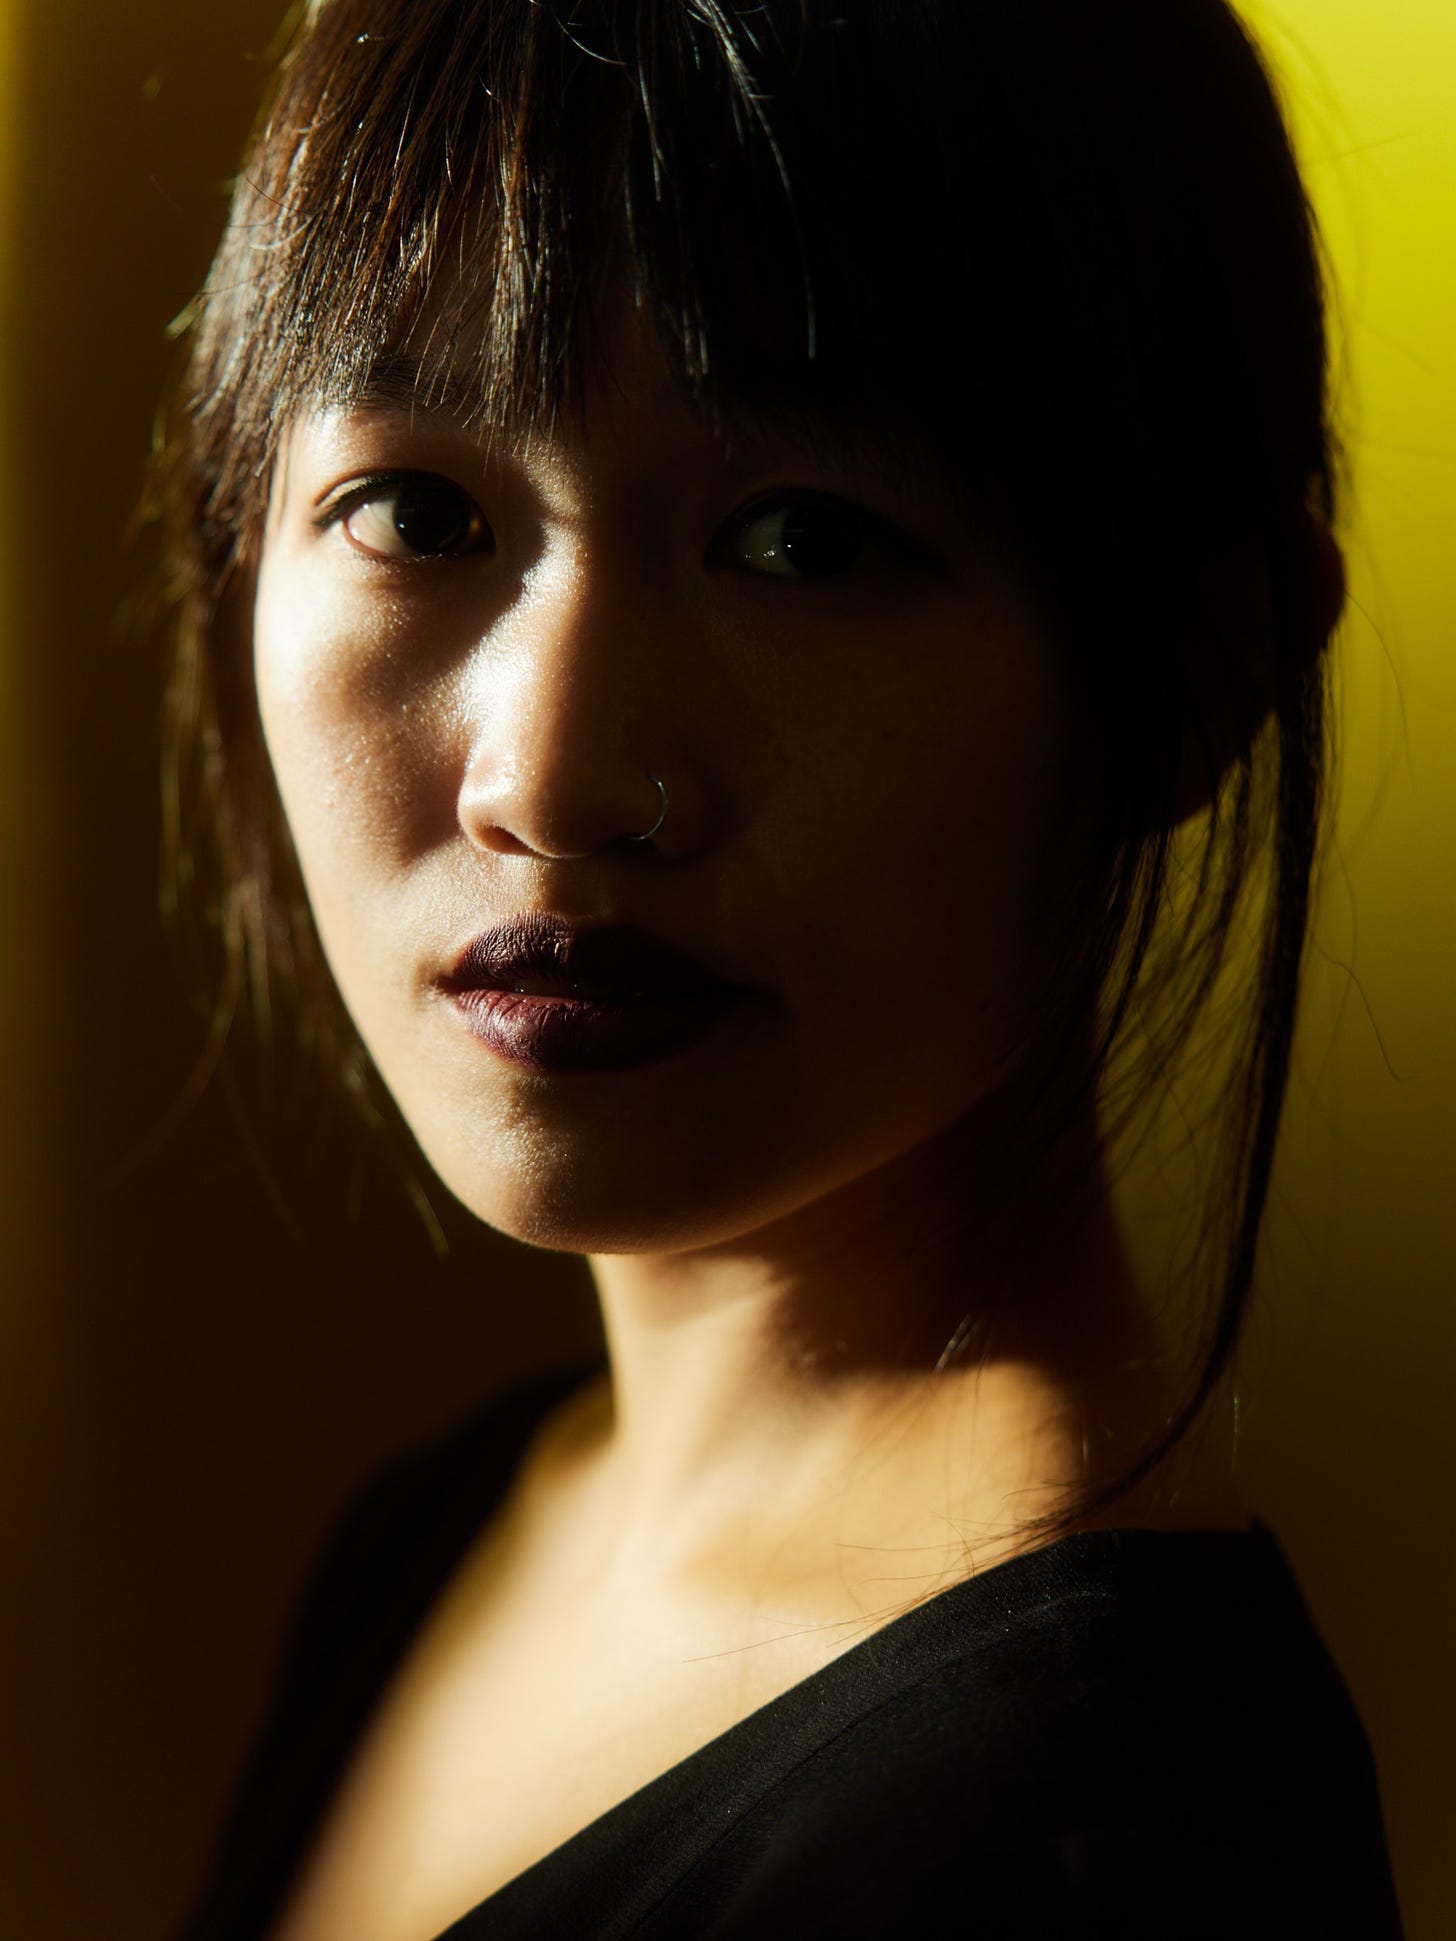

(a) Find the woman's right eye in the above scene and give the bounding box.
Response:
[321,473,491,561]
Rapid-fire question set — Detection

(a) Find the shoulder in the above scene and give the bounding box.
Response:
[222,1358,606,1797]
[176,1360,605,1938]
[279,1358,607,1667]
[885,1526,1388,1851]
[682,1527,1403,1939]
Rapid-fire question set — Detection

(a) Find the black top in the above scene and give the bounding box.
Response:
[176,1360,1404,1939]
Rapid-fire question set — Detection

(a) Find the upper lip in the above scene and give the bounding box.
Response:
[442,913,747,1001]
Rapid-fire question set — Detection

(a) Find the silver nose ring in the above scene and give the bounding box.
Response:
[628,774,669,844]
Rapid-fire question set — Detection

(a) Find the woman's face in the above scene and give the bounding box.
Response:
[253,309,1095,1256]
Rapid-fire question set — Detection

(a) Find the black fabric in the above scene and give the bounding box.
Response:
[175,1361,1404,1939]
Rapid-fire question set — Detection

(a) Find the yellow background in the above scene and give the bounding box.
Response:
[1214,9,1455,1933]
[1,3,1451,1935]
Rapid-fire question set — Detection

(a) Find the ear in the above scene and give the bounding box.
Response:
[1306,511,1349,643]
[1167,513,1346,830]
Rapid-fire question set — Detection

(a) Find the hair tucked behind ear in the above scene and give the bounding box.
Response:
[143,0,1348,1532]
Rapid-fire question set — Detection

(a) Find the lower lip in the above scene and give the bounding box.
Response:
[449,987,745,1075]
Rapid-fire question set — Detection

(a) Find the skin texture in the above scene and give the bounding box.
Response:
[254,305,1247,1604]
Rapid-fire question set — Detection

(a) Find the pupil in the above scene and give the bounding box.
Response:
[392,483,471,554]
[780,503,865,577]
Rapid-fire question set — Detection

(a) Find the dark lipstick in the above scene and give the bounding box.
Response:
[440,914,755,1075]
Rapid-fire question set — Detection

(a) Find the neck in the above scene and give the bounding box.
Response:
[563,1085,1205,1604]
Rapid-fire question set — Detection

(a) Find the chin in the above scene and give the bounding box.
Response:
[446,1180,747,1258]
[415,1119,838,1261]
[413,1134,724,1256]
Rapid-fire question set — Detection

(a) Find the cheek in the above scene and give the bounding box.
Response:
[785,638,1077,999]
[760,657,1086,1175]
[252,558,457,902]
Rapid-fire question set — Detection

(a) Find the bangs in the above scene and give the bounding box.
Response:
[184,0,1078,577]
[190,2,877,536]
[248,0,818,422]
[186,0,1327,630]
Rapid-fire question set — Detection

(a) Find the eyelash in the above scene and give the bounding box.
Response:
[314,472,923,581]
[314,471,490,562]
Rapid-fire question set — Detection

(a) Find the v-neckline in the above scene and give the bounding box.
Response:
[433,1510,1273,1936]
[269,1362,1269,1941]
[408,1366,1263,1935]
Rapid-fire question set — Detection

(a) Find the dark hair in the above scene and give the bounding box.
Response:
[149,0,1347,1533]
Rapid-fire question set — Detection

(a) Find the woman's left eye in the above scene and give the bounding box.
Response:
[713,492,893,581]
[320,473,490,561]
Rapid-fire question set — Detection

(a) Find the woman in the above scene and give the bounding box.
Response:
[162,1,1401,1935]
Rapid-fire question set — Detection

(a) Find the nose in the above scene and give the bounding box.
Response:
[455,550,698,862]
